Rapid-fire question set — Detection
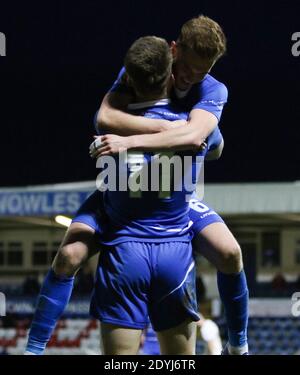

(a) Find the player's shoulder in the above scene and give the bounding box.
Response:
[200,74,228,100]
[144,103,187,121]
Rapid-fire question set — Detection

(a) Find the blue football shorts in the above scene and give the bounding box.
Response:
[89,241,200,331]
[72,190,224,238]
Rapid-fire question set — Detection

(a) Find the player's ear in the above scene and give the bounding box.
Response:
[123,72,131,86]
[166,74,175,94]
[170,41,177,58]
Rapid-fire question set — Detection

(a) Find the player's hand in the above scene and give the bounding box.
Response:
[89,136,102,158]
[89,135,130,158]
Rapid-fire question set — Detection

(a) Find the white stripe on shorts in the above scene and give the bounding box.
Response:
[156,261,195,304]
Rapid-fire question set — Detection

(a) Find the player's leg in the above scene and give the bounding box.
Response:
[52,221,99,277]
[100,324,142,355]
[188,199,242,274]
[25,191,105,354]
[157,319,197,355]
[189,199,249,354]
[25,222,100,355]
[193,222,242,274]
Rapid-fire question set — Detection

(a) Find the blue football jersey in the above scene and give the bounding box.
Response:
[172,74,228,122]
[94,103,223,245]
[94,66,226,245]
[99,99,207,244]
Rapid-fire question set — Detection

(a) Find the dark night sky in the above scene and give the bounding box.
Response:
[0,0,299,186]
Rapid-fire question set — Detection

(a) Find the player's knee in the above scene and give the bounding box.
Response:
[219,243,243,274]
[52,243,86,276]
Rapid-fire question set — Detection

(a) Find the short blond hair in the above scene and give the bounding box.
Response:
[178,15,227,60]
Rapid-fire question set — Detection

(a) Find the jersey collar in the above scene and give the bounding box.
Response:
[128,98,170,110]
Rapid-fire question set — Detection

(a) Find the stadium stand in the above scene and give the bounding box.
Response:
[0,315,299,355]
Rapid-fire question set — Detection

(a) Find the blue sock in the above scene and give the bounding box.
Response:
[217,270,249,348]
[26,269,74,355]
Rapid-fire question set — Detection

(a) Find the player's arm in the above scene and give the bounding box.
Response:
[92,108,217,156]
[205,138,224,160]
[97,91,182,136]
[205,124,225,160]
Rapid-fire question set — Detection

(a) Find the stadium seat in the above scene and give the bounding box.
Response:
[57,329,79,341]
[4,329,16,340]
[1,315,297,355]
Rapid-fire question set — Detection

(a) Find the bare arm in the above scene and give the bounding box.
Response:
[128,109,218,151]
[205,138,224,161]
[93,109,218,155]
[97,92,175,136]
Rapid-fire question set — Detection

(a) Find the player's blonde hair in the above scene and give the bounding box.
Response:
[124,36,172,96]
[177,15,227,60]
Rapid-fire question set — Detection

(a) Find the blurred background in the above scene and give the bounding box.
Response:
[0,0,300,355]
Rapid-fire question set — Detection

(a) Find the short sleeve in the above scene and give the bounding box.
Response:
[192,82,228,122]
